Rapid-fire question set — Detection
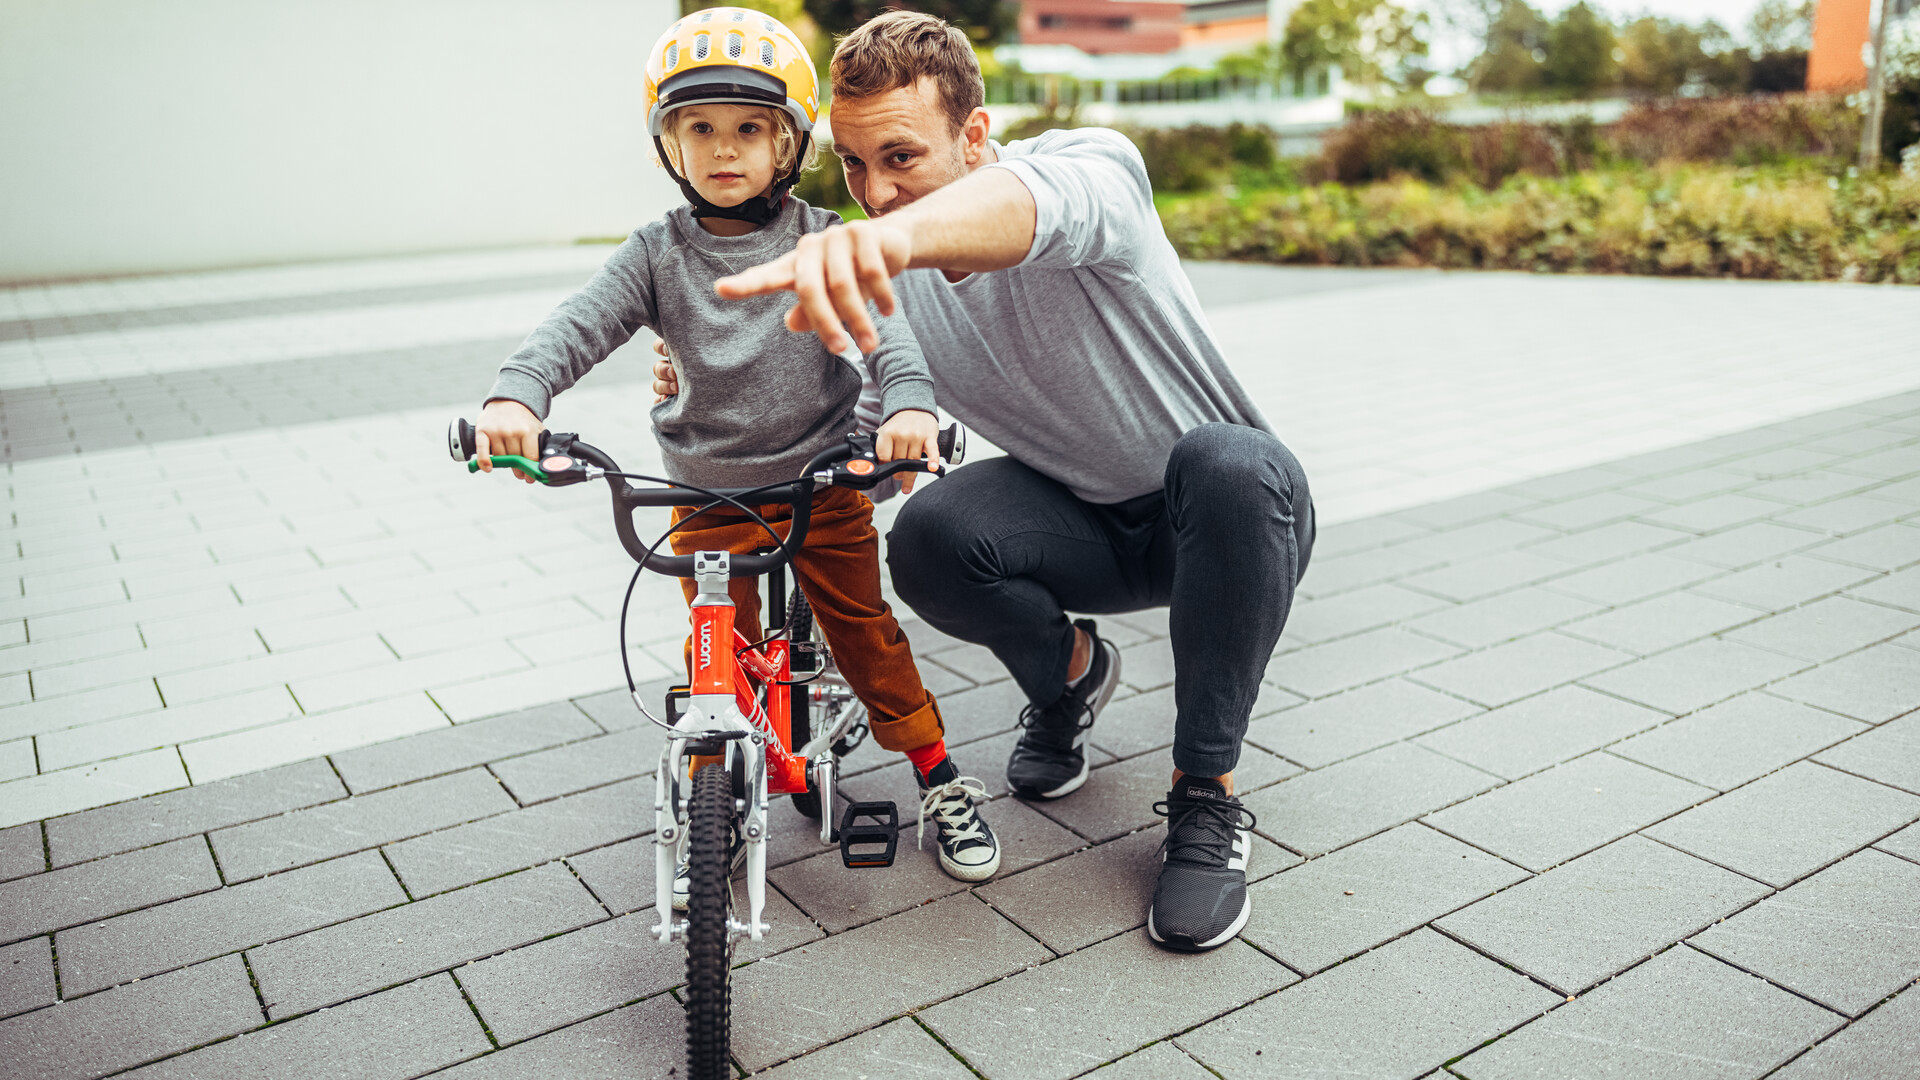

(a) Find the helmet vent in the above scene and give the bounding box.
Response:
[764,17,778,31]
[696,10,713,21]
[693,32,710,60]
[726,31,743,59]
[760,41,775,66]
[730,9,745,20]
[665,41,679,70]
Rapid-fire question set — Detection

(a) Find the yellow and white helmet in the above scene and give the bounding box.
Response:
[644,8,818,139]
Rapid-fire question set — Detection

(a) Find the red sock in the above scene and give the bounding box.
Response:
[905,740,948,779]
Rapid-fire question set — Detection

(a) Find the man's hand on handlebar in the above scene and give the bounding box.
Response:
[875,409,940,494]
[475,399,546,484]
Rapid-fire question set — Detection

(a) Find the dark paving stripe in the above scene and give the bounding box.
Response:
[0,336,648,462]
[0,269,597,344]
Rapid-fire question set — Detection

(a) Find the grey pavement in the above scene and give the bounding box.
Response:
[1,253,1919,1078]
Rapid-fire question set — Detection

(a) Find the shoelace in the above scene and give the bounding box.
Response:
[918,776,991,852]
[1153,797,1258,868]
[1015,658,1104,740]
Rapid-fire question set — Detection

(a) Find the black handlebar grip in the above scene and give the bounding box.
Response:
[937,423,966,467]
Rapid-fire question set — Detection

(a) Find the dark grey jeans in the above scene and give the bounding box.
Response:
[887,423,1314,777]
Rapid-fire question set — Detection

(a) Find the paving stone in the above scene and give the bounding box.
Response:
[928,678,1031,746]
[1614,693,1868,791]
[1621,466,1752,502]
[1081,685,1181,758]
[1393,491,1547,531]
[773,797,1082,932]
[1513,491,1666,532]
[1032,748,1298,844]
[1397,551,1572,602]
[1641,493,1788,534]
[1668,521,1830,569]
[1581,639,1810,714]
[247,861,606,1018]
[1279,584,1452,648]
[55,850,406,995]
[1404,587,1602,649]
[1770,984,1920,1079]
[979,825,1298,954]
[0,955,262,1080]
[570,677,675,732]
[1243,742,1500,856]
[728,893,1050,1071]
[1,836,220,944]
[1299,543,1452,598]
[0,822,42,881]
[1770,643,1920,723]
[565,835,656,914]
[1646,761,1920,887]
[1178,929,1558,1080]
[330,700,600,793]
[1724,595,1919,663]
[118,973,487,1080]
[433,995,684,1080]
[45,759,345,866]
[1802,521,1920,572]
[1852,564,1920,613]
[1424,752,1712,872]
[0,936,54,1019]
[839,723,1117,805]
[487,726,661,804]
[0,748,191,830]
[1525,520,1693,565]
[1816,712,1920,795]
[210,767,515,882]
[461,892,819,1046]
[1502,465,1626,502]
[1543,553,1723,606]
[1245,678,1483,769]
[1879,820,1920,863]
[1415,685,1668,781]
[1437,835,1770,995]
[1561,591,1764,656]
[1459,945,1844,1080]
[384,777,648,897]
[1313,515,1432,554]
[1263,628,1461,699]
[1089,1040,1219,1080]
[1411,633,1633,708]
[1241,823,1527,973]
[1775,493,1916,536]
[1741,468,1885,504]
[1689,849,1920,1017]
[752,1017,978,1080]
[922,932,1294,1080]
[1689,555,1878,610]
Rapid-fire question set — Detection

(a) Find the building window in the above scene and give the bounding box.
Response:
[1037,13,1133,30]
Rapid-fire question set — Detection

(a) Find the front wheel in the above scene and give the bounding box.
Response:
[684,764,735,1080]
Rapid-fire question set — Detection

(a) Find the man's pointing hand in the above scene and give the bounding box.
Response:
[716,218,912,355]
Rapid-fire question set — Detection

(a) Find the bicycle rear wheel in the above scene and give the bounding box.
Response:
[684,763,735,1080]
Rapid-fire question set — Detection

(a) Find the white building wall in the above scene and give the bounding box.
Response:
[0,0,679,283]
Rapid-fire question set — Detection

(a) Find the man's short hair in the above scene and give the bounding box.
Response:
[830,11,984,135]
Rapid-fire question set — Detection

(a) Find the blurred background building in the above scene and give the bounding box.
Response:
[0,0,679,283]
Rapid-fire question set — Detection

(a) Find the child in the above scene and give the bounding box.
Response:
[471,7,999,886]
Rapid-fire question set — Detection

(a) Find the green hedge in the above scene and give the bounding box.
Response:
[1159,164,1920,283]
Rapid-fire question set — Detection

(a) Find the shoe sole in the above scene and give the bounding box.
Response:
[1146,891,1252,953]
[1009,640,1123,802]
[938,850,1002,881]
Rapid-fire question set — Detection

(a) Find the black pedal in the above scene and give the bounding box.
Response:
[838,801,899,869]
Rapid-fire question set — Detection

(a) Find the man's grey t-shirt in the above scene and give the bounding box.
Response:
[894,126,1273,505]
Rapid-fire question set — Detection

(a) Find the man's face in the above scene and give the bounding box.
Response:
[829,77,973,217]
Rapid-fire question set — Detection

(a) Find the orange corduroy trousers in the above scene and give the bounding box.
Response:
[670,486,944,753]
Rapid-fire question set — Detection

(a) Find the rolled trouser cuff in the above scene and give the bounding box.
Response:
[1171,743,1241,781]
[869,693,945,754]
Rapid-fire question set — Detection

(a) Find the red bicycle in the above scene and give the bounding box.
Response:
[448,417,963,1079]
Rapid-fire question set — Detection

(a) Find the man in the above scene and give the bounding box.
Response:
[656,11,1314,951]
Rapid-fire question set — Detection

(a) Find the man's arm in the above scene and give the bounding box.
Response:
[714,168,1037,355]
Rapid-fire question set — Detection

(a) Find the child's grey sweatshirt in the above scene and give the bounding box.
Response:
[486,197,935,490]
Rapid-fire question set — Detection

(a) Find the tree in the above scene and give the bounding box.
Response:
[1544,2,1616,97]
[1471,0,1550,93]
[1281,0,1431,91]
[1616,16,1709,94]
[1746,0,1812,54]
[800,0,1011,44]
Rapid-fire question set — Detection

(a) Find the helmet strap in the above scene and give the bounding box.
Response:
[655,132,812,228]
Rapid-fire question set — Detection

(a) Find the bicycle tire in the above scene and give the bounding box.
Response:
[684,763,735,1080]
[787,588,824,820]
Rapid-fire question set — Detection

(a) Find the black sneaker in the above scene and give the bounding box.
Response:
[917,757,1002,881]
[1148,776,1256,952]
[1006,619,1122,800]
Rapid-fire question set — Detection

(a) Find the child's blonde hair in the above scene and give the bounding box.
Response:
[655,105,818,178]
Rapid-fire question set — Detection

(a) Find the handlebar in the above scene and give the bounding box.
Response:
[447,418,966,579]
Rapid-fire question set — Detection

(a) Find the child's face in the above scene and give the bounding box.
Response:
[673,104,780,207]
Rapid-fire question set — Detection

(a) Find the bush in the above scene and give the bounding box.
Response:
[1606,96,1859,165]
[1157,163,1920,283]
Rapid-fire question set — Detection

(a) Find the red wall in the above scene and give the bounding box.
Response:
[1018,0,1185,54]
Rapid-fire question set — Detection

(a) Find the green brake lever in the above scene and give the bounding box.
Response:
[466,455,549,482]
